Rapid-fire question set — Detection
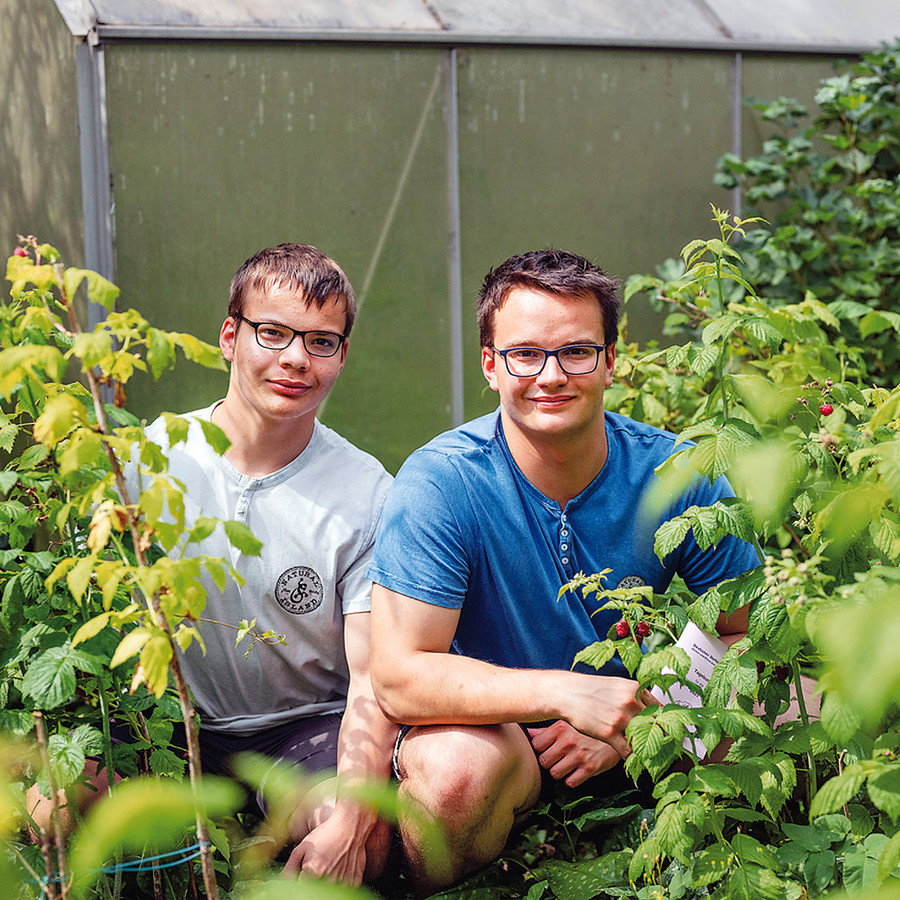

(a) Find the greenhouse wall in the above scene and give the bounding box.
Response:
[0,0,84,266]
[0,0,873,470]
[101,39,838,470]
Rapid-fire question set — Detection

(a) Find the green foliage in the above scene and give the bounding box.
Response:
[0,238,329,898]
[552,70,900,892]
[713,42,900,386]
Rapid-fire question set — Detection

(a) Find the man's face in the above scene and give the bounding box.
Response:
[481,286,614,445]
[219,285,348,428]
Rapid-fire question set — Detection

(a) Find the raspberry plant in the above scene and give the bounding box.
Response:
[0,239,263,898]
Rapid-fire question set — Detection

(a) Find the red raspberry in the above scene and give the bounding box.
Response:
[819,404,833,416]
[13,247,28,257]
[636,621,651,639]
[756,660,765,676]
[615,620,630,639]
[774,665,791,682]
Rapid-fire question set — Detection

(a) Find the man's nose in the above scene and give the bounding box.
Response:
[280,336,311,368]
[536,352,567,384]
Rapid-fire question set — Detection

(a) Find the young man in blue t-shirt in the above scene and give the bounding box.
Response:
[368,249,759,892]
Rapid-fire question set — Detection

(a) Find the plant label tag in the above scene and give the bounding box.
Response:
[650,621,727,759]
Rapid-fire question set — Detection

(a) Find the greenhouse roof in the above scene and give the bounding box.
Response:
[55,0,899,53]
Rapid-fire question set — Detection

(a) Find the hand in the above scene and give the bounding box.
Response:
[282,804,373,886]
[526,720,622,787]
[562,674,658,759]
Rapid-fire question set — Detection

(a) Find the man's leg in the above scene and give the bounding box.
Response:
[394,722,542,896]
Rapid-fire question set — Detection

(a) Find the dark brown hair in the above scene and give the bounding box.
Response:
[477,249,620,348]
[229,243,356,335]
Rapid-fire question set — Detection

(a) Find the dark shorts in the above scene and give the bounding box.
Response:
[113,712,343,814]
[182,712,343,778]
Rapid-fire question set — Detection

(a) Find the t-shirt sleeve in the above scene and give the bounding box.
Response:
[338,470,394,616]
[368,450,472,609]
[668,473,761,595]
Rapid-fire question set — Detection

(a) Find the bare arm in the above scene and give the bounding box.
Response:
[370,583,650,759]
[716,603,749,646]
[285,611,397,884]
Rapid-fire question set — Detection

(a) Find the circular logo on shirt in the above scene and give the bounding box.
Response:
[275,566,324,615]
[617,575,648,590]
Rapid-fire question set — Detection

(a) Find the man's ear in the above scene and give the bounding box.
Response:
[604,344,616,387]
[220,317,236,362]
[482,346,500,393]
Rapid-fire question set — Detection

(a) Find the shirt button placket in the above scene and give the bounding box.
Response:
[560,512,570,566]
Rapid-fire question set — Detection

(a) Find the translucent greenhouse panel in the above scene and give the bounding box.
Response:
[739,53,849,158]
[105,43,453,472]
[456,47,736,420]
[1,0,83,265]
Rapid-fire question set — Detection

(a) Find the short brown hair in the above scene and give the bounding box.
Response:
[229,243,357,335]
[477,249,620,348]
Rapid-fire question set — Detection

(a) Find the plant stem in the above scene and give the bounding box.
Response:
[33,711,66,898]
[97,684,123,900]
[790,658,818,815]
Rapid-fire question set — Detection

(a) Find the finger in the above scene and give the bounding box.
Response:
[528,730,554,753]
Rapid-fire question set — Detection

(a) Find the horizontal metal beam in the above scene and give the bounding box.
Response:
[93,24,868,56]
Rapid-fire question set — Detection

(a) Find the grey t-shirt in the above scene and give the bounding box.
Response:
[131,405,392,734]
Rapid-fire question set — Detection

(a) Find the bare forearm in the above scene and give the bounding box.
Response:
[374,650,571,727]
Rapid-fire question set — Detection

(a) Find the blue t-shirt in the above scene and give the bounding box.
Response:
[368,410,759,678]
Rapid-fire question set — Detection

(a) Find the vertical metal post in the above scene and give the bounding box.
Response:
[76,28,115,328]
[731,51,743,217]
[445,48,464,427]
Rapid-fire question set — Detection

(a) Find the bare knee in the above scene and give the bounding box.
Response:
[400,724,537,824]
[396,724,540,891]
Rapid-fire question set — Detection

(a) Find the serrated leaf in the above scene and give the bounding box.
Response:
[692,843,735,886]
[48,733,87,788]
[21,646,78,708]
[573,640,616,672]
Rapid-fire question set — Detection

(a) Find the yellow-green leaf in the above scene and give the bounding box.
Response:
[110,627,151,668]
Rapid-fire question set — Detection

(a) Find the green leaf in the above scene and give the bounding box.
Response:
[820,690,861,743]
[878,829,900,882]
[66,554,96,603]
[223,520,263,556]
[803,849,837,895]
[573,640,616,672]
[743,317,783,350]
[171,332,227,370]
[48,732,87,789]
[20,645,80,708]
[692,843,734,886]
[146,327,176,378]
[535,851,631,900]
[809,765,866,817]
[859,310,900,339]
[868,766,900,820]
[68,777,243,890]
[32,393,87,447]
[198,418,231,456]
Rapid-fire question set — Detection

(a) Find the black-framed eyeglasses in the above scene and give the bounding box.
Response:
[492,343,608,377]
[235,315,345,357]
